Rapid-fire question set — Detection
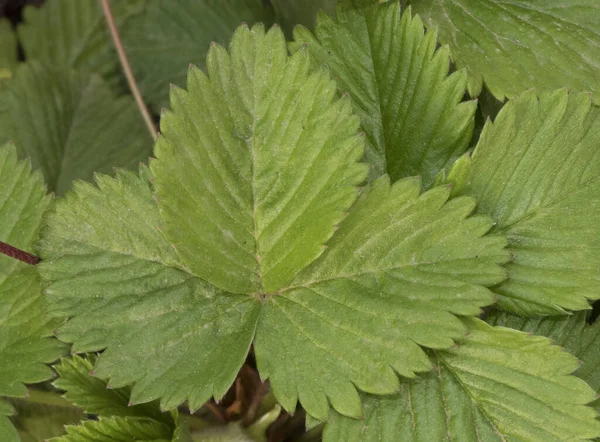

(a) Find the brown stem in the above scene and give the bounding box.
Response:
[0,241,41,265]
[204,401,228,424]
[100,0,158,140]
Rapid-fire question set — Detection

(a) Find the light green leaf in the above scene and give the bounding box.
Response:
[122,0,273,111]
[463,90,600,315]
[151,24,368,294]
[324,318,600,442]
[0,19,17,77]
[0,143,67,439]
[38,169,261,412]
[39,24,509,421]
[291,1,476,186]
[433,151,472,198]
[255,176,508,420]
[0,62,152,195]
[53,355,173,425]
[270,0,338,36]
[488,311,600,393]
[18,0,145,85]
[411,0,600,104]
[51,416,172,442]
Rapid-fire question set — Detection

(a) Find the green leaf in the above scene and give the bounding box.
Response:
[463,90,600,315]
[38,169,261,412]
[0,143,67,439]
[53,355,174,425]
[0,62,152,195]
[290,1,476,186]
[18,0,145,85]
[324,318,600,441]
[51,416,172,442]
[152,24,368,294]
[122,0,273,111]
[270,0,337,36]
[0,400,19,442]
[411,0,600,105]
[0,19,17,76]
[255,175,508,420]
[9,390,83,442]
[488,311,600,393]
[39,24,509,421]
[0,144,66,397]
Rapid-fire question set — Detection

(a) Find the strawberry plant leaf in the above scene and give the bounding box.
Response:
[255,175,509,420]
[0,143,68,438]
[18,0,145,85]
[0,62,152,195]
[0,19,17,75]
[324,318,600,441]
[0,400,19,442]
[291,0,476,186]
[463,90,600,315]
[269,0,337,36]
[122,0,273,111]
[39,24,509,420]
[51,416,172,442]
[411,0,600,104]
[488,311,600,393]
[53,355,174,425]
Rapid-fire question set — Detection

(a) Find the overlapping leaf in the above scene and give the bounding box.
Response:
[0,143,67,438]
[52,417,172,442]
[0,62,152,195]
[39,24,508,420]
[122,0,273,111]
[462,90,600,315]
[411,0,600,104]
[0,400,19,442]
[291,0,476,185]
[270,0,338,36]
[18,0,145,85]
[324,319,600,441]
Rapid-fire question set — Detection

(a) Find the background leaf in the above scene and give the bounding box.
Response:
[463,90,600,315]
[270,0,337,36]
[291,0,476,186]
[324,318,600,441]
[0,62,152,195]
[18,0,146,86]
[0,19,16,77]
[122,0,273,111]
[411,0,600,104]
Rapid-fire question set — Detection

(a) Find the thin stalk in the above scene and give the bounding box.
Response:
[99,0,158,140]
[18,389,75,409]
[0,241,41,265]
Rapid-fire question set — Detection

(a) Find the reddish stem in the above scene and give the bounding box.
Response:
[0,241,41,265]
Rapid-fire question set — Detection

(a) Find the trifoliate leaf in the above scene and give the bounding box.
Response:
[122,0,273,111]
[0,62,152,195]
[463,90,600,315]
[488,311,600,393]
[290,0,476,185]
[53,355,173,425]
[324,318,600,441]
[0,144,66,397]
[51,417,172,442]
[18,0,145,85]
[270,0,337,36]
[39,25,509,421]
[0,143,67,439]
[10,390,83,441]
[0,19,17,77]
[411,0,600,104]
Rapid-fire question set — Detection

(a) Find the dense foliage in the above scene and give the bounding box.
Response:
[1,0,600,441]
